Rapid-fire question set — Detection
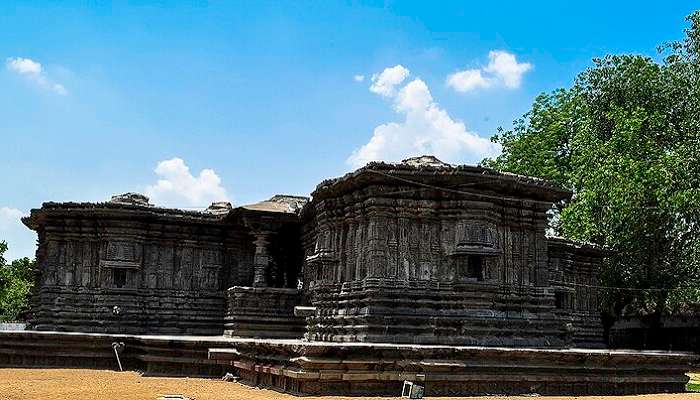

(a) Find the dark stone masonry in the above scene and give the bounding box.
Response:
[300,157,603,348]
[22,192,306,336]
[4,156,694,396]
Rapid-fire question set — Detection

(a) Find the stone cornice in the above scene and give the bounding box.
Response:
[310,157,571,204]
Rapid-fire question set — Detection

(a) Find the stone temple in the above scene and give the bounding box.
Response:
[2,156,693,396]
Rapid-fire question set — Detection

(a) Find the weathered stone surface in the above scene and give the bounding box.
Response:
[0,330,693,396]
[20,159,607,344]
[22,194,305,335]
[21,160,604,344]
[547,237,606,348]
[300,157,604,346]
[15,157,680,396]
[0,330,229,377]
[208,339,696,396]
[205,201,233,215]
[109,192,153,206]
[224,286,305,339]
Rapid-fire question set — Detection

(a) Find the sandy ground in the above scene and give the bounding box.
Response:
[0,369,698,400]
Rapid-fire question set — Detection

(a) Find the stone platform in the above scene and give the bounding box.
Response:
[209,339,696,396]
[0,330,229,376]
[0,331,695,396]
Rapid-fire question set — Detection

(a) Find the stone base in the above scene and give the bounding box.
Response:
[224,286,305,339]
[306,280,577,347]
[0,331,694,396]
[209,339,696,396]
[0,331,228,377]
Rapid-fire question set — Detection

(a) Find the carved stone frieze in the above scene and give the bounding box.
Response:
[301,157,604,346]
[22,160,603,347]
[22,192,305,335]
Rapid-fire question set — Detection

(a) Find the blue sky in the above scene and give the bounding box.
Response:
[0,1,696,260]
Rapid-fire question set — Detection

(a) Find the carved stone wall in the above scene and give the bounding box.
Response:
[547,238,605,347]
[23,198,303,335]
[224,286,305,338]
[22,164,604,348]
[303,198,550,286]
[300,158,603,346]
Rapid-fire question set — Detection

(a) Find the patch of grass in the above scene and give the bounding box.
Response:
[688,372,700,392]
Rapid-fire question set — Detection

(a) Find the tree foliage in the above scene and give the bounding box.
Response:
[0,241,35,322]
[484,12,700,318]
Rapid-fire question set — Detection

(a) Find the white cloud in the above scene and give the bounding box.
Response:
[353,74,365,82]
[447,50,532,93]
[369,65,410,97]
[484,50,533,88]
[348,65,500,168]
[6,57,67,95]
[144,158,229,208]
[0,207,35,261]
[446,69,493,92]
[7,58,41,75]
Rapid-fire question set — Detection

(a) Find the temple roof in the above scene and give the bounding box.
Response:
[22,193,308,230]
[240,195,308,214]
[311,155,571,203]
[21,156,570,230]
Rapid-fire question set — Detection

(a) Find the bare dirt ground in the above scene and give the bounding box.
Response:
[0,369,698,400]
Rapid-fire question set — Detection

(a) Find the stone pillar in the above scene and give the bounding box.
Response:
[253,232,271,287]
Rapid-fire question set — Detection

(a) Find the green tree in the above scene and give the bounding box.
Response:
[484,12,700,320]
[0,241,35,322]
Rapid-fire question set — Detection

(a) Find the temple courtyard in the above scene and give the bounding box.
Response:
[0,369,697,400]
